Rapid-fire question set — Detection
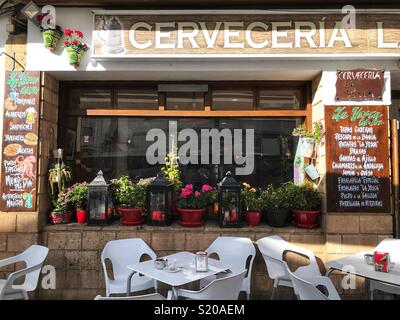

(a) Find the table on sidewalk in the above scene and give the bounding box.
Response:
[127,251,230,299]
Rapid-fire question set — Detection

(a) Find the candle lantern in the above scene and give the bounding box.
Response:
[87,170,112,225]
[146,172,174,226]
[218,171,242,228]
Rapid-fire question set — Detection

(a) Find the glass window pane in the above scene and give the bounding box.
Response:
[212,90,254,110]
[68,89,112,109]
[117,89,158,110]
[258,89,304,109]
[166,92,204,110]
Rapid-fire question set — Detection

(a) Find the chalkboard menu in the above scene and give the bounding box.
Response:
[1,71,41,212]
[325,105,390,213]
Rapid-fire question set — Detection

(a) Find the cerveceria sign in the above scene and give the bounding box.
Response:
[93,12,400,57]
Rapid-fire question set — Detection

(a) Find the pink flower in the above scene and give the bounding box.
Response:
[186,184,193,190]
[195,191,201,198]
[180,188,192,198]
[202,184,213,192]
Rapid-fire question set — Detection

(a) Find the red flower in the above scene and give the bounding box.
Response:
[72,40,78,46]
[64,29,73,36]
[83,44,88,49]
[64,41,70,46]
[74,30,84,38]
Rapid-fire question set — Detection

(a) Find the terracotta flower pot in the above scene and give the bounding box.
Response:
[42,28,63,50]
[50,211,72,224]
[246,211,261,226]
[177,208,206,227]
[66,47,83,67]
[293,209,320,229]
[118,207,145,226]
[76,210,87,224]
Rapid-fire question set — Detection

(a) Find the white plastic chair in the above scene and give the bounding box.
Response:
[257,235,321,299]
[283,261,341,300]
[101,238,158,296]
[94,292,171,300]
[175,270,247,300]
[201,236,256,299]
[369,238,400,299]
[0,245,49,300]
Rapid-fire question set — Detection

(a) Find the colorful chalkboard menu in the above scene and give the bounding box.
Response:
[325,105,390,213]
[1,71,41,212]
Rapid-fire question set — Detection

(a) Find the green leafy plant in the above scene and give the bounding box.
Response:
[112,176,146,208]
[221,192,237,211]
[177,184,208,209]
[242,183,262,211]
[48,161,72,200]
[292,122,325,143]
[260,183,294,211]
[161,151,182,188]
[285,182,321,211]
[68,182,89,210]
[51,190,72,215]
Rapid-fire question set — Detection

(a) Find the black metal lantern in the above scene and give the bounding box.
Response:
[87,170,112,225]
[218,171,242,228]
[146,172,174,226]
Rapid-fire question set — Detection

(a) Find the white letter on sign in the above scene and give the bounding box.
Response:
[246,22,269,49]
[177,22,200,49]
[155,22,175,49]
[129,22,152,49]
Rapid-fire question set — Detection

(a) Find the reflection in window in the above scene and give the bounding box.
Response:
[166,92,204,110]
[117,89,158,109]
[68,89,112,109]
[212,91,254,110]
[258,90,303,109]
[69,117,299,189]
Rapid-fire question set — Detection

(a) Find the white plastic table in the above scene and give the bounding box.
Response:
[127,251,230,299]
[326,251,400,297]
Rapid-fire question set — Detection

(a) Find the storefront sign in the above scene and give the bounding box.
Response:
[92,12,400,57]
[325,105,390,213]
[1,71,40,212]
[335,69,385,101]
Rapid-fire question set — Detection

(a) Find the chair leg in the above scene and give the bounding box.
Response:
[270,285,276,300]
[22,291,29,300]
[246,291,250,300]
[154,280,158,293]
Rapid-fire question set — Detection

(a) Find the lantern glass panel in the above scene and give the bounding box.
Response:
[88,170,111,225]
[147,173,174,226]
[218,172,242,228]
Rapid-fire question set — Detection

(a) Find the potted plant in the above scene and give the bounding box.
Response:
[37,13,63,51]
[113,176,146,226]
[202,184,218,220]
[63,29,89,67]
[177,184,208,227]
[261,184,292,227]
[48,160,72,201]
[161,151,183,216]
[288,182,322,229]
[49,191,72,224]
[292,122,325,158]
[68,182,89,224]
[242,183,262,226]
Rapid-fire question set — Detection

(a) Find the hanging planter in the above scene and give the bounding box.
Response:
[41,27,63,51]
[300,137,315,158]
[63,29,89,68]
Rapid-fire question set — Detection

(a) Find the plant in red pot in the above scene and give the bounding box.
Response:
[177,184,208,227]
[289,182,321,229]
[242,183,262,226]
[69,182,89,224]
[49,191,72,224]
[114,176,146,226]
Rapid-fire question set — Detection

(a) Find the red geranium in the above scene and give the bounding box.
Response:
[64,41,70,46]
[63,27,89,52]
[74,30,84,38]
[72,40,78,46]
[64,29,73,36]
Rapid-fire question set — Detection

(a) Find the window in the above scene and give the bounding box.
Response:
[212,90,254,110]
[117,89,158,110]
[68,88,112,109]
[258,89,303,109]
[166,92,204,110]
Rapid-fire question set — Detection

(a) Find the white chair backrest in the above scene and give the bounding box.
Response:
[16,245,49,291]
[101,238,156,279]
[94,293,166,300]
[283,262,340,300]
[198,270,247,300]
[206,236,256,278]
[375,238,400,263]
[257,235,320,280]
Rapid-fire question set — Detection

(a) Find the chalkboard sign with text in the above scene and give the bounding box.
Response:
[325,105,390,213]
[1,71,41,212]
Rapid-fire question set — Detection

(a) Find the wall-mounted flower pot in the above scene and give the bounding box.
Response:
[76,210,87,224]
[265,209,289,227]
[42,28,63,51]
[177,208,206,227]
[50,211,72,224]
[246,211,261,226]
[293,209,320,229]
[300,137,315,158]
[118,207,145,226]
[66,47,83,67]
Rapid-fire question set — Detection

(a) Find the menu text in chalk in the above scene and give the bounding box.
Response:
[325,105,390,213]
